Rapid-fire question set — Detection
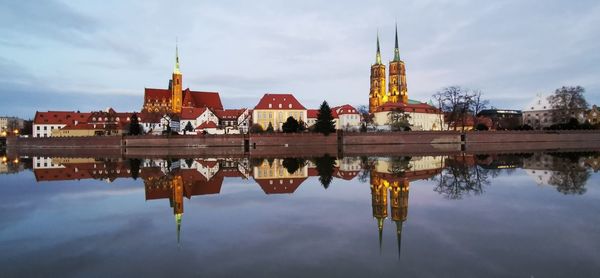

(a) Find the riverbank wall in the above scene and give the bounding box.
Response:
[6,130,600,158]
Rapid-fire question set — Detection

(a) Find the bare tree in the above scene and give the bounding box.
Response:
[548,86,589,124]
[433,86,489,131]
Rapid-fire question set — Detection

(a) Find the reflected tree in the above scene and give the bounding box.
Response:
[547,152,592,195]
[434,156,491,199]
[389,156,412,176]
[314,155,336,189]
[282,158,306,174]
[129,158,141,180]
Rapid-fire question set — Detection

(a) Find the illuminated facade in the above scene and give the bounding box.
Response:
[368,25,444,130]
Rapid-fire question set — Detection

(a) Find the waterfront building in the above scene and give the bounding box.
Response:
[585,105,599,125]
[306,104,361,131]
[368,25,443,131]
[476,109,522,130]
[253,94,307,131]
[33,111,91,137]
[0,116,24,133]
[522,94,554,129]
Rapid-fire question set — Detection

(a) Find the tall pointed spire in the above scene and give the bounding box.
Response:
[393,23,400,62]
[396,220,403,261]
[375,31,382,65]
[377,217,384,254]
[175,213,182,248]
[174,39,181,75]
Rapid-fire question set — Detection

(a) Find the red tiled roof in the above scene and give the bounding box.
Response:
[138,112,162,123]
[254,178,306,194]
[144,88,171,102]
[34,111,91,125]
[375,102,441,114]
[307,108,338,119]
[214,109,246,120]
[196,121,217,129]
[333,104,359,115]
[182,89,223,110]
[254,93,306,110]
[181,107,208,120]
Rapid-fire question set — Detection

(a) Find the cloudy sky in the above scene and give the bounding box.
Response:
[1,0,599,118]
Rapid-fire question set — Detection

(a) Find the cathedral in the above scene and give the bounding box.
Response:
[369,25,444,131]
[142,45,223,114]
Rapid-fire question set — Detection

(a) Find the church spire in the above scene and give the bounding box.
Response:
[175,213,182,248]
[377,217,384,254]
[393,23,400,62]
[174,39,181,75]
[375,31,382,65]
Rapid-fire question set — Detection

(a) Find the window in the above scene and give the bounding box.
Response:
[36,126,40,130]
[44,126,47,130]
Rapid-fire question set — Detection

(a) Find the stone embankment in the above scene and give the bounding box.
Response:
[6,130,600,158]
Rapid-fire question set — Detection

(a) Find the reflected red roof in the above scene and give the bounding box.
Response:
[254,94,306,110]
[255,178,306,194]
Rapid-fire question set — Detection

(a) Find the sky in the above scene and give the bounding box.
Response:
[1,0,600,119]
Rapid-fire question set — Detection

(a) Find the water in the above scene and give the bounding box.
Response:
[1,152,599,277]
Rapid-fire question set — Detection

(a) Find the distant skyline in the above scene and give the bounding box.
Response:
[1,0,600,119]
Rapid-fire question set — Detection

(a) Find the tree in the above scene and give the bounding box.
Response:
[249,124,264,133]
[548,86,589,124]
[282,158,306,174]
[387,107,412,131]
[314,154,336,189]
[433,86,488,131]
[357,104,375,130]
[297,120,307,132]
[266,122,274,133]
[314,101,336,135]
[129,113,142,135]
[470,89,489,127]
[183,121,194,135]
[128,158,141,180]
[282,116,300,133]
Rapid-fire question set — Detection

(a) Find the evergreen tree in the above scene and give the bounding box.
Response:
[314,101,336,135]
[266,122,275,133]
[129,113,142,135]
[184,121,194,134]
[282,116,300,133]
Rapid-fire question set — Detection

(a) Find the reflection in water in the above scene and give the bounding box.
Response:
[3,151,599,259]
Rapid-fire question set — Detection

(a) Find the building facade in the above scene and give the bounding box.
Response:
[253,94,307,131]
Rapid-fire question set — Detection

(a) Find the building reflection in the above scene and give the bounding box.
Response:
[369,156,445,258]
[8,151,598,251]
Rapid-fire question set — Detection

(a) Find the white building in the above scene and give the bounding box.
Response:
[372,101,444,131]
[33,111,91,137]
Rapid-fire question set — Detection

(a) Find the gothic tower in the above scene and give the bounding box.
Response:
[388,24,408,104]
[370,172,388,251]
[369,33,387,113]
[389,179,409,260]
[171,44,183,114]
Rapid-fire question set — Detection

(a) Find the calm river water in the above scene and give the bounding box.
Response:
[1,151,599,277]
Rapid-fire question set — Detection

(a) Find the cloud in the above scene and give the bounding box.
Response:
[1,0,600,118]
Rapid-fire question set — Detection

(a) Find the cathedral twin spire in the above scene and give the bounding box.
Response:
[375,24,401,64]
[174,40,181,75]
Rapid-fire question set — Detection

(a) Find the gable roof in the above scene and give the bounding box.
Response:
[375,100,441,114]
[180,107,209,120]
[182,89,223,110]
[196,121,218,129]
[34,111,91,125]
[254,93,306,110]
[144,88,171,102]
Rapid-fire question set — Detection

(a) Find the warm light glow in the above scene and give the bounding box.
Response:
[1,157,7,163]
